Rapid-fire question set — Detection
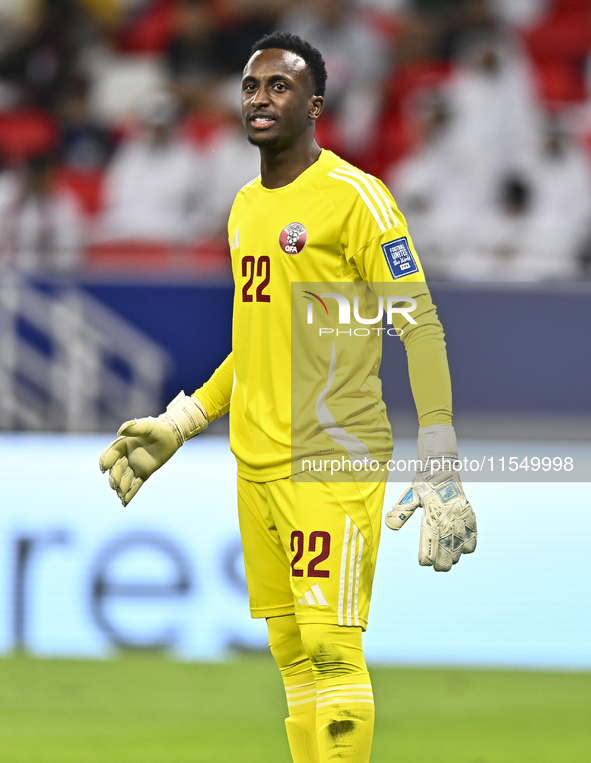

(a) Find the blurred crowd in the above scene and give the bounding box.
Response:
[0,0,591,280]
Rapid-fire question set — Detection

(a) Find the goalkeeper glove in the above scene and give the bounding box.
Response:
[99,391,208,506]
[385,425,477,571]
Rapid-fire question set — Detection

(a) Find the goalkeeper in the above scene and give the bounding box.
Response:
[100,32,476,763]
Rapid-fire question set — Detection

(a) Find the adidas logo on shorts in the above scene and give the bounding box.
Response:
[298,583,328,607]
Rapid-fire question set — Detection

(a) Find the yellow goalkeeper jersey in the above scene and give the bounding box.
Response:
[195,149,452,481]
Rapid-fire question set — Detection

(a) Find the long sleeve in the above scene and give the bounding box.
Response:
[347,195,453,428]
[193,352,233,421]
[393,293,453,427]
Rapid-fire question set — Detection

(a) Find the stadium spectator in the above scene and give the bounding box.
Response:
[527,121,591,275]
[166,0,232,109]
[0,152,84,272]
[393,105,591,280]
[445,176,538,280]
[214,0,291,74]
[192,78,260,237]
[447,168,586,281]
[436,0,499,61]
[386,90,474,277]
[58,81,114,170]
[279,0,390,154]
[0,0,92,111]
[165,0,291,87]
[445,31,541,215]
[95,90,209,244]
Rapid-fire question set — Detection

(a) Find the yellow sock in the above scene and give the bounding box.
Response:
[314,671,374,763]
[268,615,320,763]
[284,668,320,763]
[299,623,374,763]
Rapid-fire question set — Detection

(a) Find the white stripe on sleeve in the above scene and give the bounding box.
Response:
[328,171,386,233]
[336,166,396,230]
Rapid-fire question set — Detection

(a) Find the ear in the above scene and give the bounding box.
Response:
[309,95,324,121]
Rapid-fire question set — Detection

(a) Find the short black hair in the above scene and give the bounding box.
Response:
[250,32,327,98]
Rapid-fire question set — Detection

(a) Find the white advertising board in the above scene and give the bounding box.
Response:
[0,435,589,667]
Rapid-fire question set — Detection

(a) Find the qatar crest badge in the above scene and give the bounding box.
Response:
[279,222,308,254]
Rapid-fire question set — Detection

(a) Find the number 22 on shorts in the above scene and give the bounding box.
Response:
[290,530,331,578]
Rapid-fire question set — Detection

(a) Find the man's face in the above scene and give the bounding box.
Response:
[241,48,321,149]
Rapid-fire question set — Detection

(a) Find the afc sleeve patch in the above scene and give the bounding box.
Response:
[381,236,419,279]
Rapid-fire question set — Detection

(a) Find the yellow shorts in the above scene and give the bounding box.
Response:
[237,476,386,630]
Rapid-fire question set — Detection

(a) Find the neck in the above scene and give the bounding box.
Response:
[259,136,321,189]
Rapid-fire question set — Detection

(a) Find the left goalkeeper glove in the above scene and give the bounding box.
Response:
[385,425,477,571]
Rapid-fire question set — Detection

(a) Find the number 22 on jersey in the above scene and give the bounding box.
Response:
[242,255,271,302]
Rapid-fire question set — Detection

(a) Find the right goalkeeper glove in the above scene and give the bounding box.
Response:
[99,391,208,506]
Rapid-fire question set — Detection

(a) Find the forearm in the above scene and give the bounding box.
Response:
[398,294,453,427]
[193,352,233,421]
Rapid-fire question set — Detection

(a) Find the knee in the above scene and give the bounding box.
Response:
[298,622,367,679]
[267,614,309,675]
